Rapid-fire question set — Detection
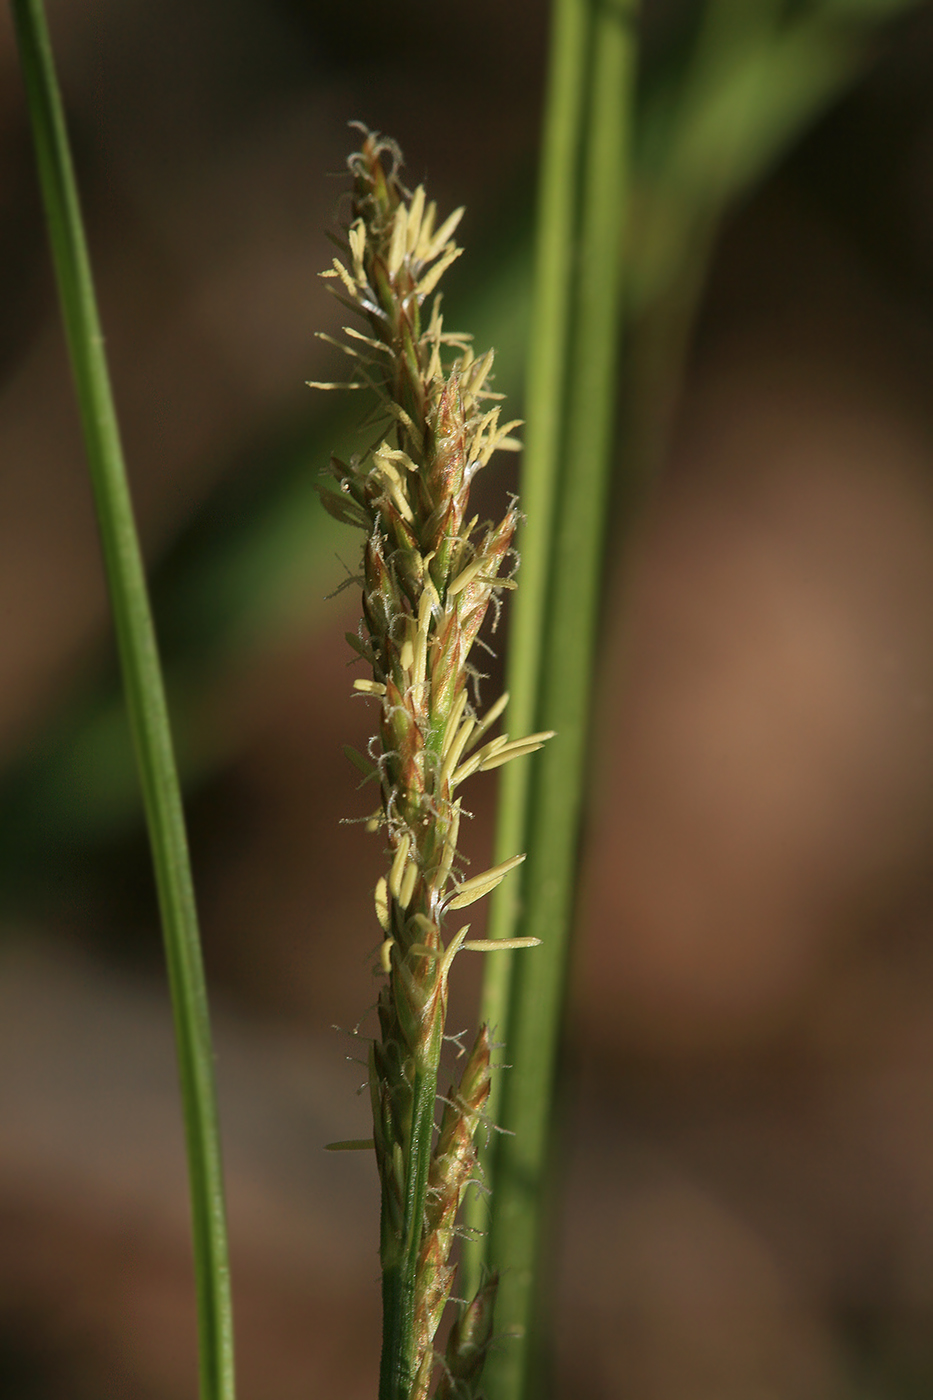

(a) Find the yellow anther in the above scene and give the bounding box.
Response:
[448,558,486,598]
[447,853,526,910]
[389,833,412,900]
[398,858,419,909]
[374,877,390,932]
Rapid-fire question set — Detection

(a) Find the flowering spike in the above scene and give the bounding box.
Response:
[313,128,551,1400]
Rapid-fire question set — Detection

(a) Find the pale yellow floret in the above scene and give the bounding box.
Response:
[408,912,436,939]
[435,800,462,891]
[405,928,541,979]
[447,853,526,910]
[373,449,415,520]
[468,349,496,398]
[468,691,509,749]
[406,185,426,255]
[418,576,440,627]
[415,199,437,258]
[329,257,359,298]
[316,331,364,360]
[426,334,443,385]
[354,678,387,696]
[460,936,542,953]
[437,329,473,350]
[385,474,415,523]
[348,218,367,281]
[452,733,509,787]
[306,379,362,391]
[398,859,419,910]
[385,402,424,455]
[417,245,464,301]
[420,205,464,263]
[375,876,390,932]
[479,417,524,464]
[437,924,472,984]
[376,446,417,473]
[477,731,557,772]
[411,621,428,702]
[439,717,476,791]
[474,406,500,445]
[448,557,487,598]
[388,832,412,900]
[439,689,469,764]
[458,346,475,381]
[387,204,408,277]
[414,583,439,697]
[425,294,443,339]
[344,325,389,353]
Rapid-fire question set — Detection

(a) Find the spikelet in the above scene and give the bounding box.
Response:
[435,1274,499,1400]
[314,127,549,1400]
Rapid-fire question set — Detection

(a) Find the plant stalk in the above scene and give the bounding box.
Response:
[316,130,543,1400]
[474,2,639,1396]
[11,6,235,1399]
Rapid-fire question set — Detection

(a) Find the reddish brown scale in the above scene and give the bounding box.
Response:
[457,510,519,651]
[380,678,424,809]
[428,613,464,727]
[387,506,420,560]
[428,374,468,513]
[435,1275,499,1400]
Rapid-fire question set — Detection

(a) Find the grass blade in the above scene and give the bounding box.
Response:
[11,5,235,1399]
[461,9,592,1310]
[461,0,592,1303]
[472,1,639,1396]
[472,1,921,1395]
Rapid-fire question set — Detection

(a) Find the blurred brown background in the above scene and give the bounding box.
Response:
[3,0,933,1396]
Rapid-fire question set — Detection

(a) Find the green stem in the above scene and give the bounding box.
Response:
[475,2,638,1396]
[473,0,919,1390]
[379,1059,440,1400]
[11,7,235,1400]
[462,0,590,1295]
[482,0,588,1014]
[379,1267,408,1400]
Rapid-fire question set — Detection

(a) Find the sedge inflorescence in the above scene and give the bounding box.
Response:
[313,127,550,1400]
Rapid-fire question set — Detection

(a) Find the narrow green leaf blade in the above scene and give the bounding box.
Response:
[11,6,236,1399]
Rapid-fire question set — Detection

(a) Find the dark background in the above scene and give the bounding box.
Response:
[2,1,933,1395]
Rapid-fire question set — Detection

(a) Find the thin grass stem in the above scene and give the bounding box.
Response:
[318,130,541,1400]
[475,2,638,1396]
[474,1,924,1396]
[11,6,235,1399]
[462,0,592,1301]
[474,0,589,1117]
